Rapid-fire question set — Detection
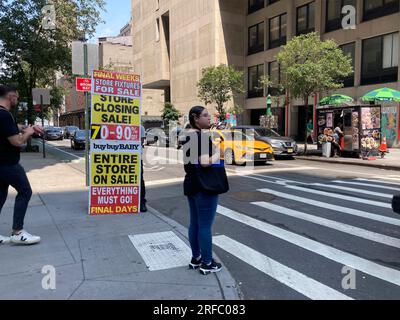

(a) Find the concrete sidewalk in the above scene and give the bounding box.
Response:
[296,144,400,171]
[0,153,240,300]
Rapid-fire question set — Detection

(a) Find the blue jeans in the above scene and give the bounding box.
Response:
[187,192,219,265]
[0,164,32,231]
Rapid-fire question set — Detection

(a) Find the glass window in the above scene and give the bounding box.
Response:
[269,61,279,85]
[340,42,355,87]
[248,64,264,98]
[297,2,315,35]
[249,0,265,14]
[363,0,399,21]
[364,0,383,10]
[248,22,264,55]
[383,33,399,68]
[363,36,382,74]
[361,33,399,85]
[269,16,280,43]
[269,13,287,49]
[326,0,357,32]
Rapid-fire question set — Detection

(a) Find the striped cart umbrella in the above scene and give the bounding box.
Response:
[361,87,400,102]
[319,94,354,106]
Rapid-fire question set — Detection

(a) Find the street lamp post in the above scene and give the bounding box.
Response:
[266,94,272,116]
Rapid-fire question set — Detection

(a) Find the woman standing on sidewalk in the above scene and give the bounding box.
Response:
[183,106,229,275]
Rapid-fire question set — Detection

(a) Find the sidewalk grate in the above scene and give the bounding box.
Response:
[129,231,192,271]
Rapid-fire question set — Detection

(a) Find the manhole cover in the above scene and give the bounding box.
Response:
[230,191,275,202]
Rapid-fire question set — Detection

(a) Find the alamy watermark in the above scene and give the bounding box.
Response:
[342,5,357,30]
[41,265,56,290]
[341,266,356,290]
[41,4,56,30]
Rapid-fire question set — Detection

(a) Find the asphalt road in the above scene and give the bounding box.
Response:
[41,141,400,300]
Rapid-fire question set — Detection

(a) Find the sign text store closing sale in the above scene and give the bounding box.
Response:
[90,70,142,215]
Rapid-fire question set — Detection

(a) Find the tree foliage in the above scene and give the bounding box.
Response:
[277,32,353,151]
[0,0,105,123]
[197,64,244,121]
[161,102,181,124]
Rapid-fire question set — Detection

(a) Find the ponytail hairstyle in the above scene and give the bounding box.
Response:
[189,106,205,130]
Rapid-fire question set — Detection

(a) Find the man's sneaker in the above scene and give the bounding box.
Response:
[199,260,222,275]
[0,235,10,244]
[10,230,41,245]
[189,257,202,270]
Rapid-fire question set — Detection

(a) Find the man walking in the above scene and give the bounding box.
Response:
[0,85,44,245]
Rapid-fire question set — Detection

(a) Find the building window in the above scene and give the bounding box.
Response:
[363,0,399,21]
[269,13,287,49]
[248,22,265,55]
[361,33,399,85]
[268,61,283,95]
[268,0,280,4]
[297,2,315,35]
[248,64,264,98]
[326,0,357,32]
[248,0,265,14]
[340,42,355,87]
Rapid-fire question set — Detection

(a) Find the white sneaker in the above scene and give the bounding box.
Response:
[10,230,41,245]
[0,235,11,244]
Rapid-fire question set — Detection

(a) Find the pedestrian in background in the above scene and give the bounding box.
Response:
[140,124,147,212]
[307,119,316,144]
[0,85,44,245]
[183,106,229,275]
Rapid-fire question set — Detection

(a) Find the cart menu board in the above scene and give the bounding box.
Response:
[361,107,381,139]
[89,70,142,215]
[352,112,359,150]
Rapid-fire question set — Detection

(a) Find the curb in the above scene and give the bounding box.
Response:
[296,156,400,171]
[147,205,243,300]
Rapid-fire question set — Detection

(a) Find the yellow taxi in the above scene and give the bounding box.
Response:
[211,130,274,165]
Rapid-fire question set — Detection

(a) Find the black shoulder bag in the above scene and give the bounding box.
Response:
[196,165,229,195]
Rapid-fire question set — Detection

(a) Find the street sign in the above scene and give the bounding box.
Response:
[72,42,99,76]
[76,77,92,92]
[32,88,51,105]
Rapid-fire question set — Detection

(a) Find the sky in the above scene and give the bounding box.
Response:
[90,0,132,42]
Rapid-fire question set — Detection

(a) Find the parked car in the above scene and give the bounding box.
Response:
[71,130,86,150]
[64,126,79,139]
[44,127,63,141]
[211,130,274,165]
[233,126,298,157]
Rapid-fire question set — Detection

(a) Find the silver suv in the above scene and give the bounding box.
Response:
[233,126,298,157]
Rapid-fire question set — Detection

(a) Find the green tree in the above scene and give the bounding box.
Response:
[161,102,181,126]
[277,32,353,153]
[0,0,105,126]
[197,64,244,121]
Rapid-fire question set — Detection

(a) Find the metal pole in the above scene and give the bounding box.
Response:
[41,95,46,159]
[84,42,90,187]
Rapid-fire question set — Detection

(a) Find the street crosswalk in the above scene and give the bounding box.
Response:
[212,174,400,300]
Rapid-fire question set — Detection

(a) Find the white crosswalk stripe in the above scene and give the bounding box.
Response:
[217,206,400,287]
[252,202,400,248]
[311,183,394,199]
[213,235,353,300]
[285,185,392,208]
[332,180,400,191]
[257,187,400,226]
[356,178,400,186]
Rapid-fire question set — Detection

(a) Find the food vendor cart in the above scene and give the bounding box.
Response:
[317,105,382,157]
